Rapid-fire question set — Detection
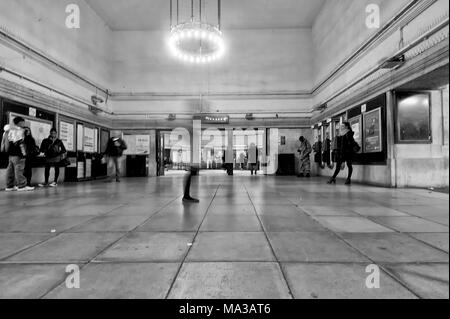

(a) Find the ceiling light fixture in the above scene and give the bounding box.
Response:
[169,0,225,64]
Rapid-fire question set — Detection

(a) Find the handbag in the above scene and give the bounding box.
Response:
[58,152,70,167]
[352,141,361,153]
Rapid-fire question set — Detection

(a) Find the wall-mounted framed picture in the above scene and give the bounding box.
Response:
[363,108,383,153]
[348,115,363,154]
[77,123,84,151]
[59,120,75,152]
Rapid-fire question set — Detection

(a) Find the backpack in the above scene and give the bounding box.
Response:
[0,132,9,153]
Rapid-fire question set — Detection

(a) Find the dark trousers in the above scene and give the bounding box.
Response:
[332,160,353,180]
[249,163,257,175]
[183,167,197,198]
[45,163,60,184]
[24,157,33,186]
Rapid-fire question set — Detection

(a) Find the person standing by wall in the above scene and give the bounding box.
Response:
[3,117,34,191]
[23,127,39,187]
[104,133,127,182]
[328,122,359,185]
[39,128,66,187]
[297,136,312,178]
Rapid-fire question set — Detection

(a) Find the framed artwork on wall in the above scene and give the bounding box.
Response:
[363,108,383,153]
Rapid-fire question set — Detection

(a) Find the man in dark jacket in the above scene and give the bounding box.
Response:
[104,134,127,182]
[4,117,35,191]
[39,128,66,187]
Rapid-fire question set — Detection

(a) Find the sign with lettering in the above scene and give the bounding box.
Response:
[201,115,230,124]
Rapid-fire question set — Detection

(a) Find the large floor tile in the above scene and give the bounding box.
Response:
[187,232,274,261]
[351,207,409,217]
[200,215,262,232]
[207,204,255,216]
[267,232,368,262]
[45,263,180,299]
[371,217,449,233]
[409,233,449,252]
[168,262,291,299]
[0,216,95,233]
[0,264,67,299]
[69,215,149,232]
[283,263,417,299]
[95,232,195,262]
[137,213,203,232]
[384,264,449,299]
[7,233,124,263]
[0,233,53,259]
[313,216,395,233]
[300,206,360,217]
[341,233,449,263]
[260,215,326,232]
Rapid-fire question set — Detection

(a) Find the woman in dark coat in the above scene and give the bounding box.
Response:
[23,127,39,187]
[328,122,358,185]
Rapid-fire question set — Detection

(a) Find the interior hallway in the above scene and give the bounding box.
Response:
[0,174,448,299]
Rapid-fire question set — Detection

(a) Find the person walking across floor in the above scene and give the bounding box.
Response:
[248,143,258,175]
[104,133,127,182]
[23,127,39,187]
[328,122,360,185]
[2,117,34,191]
[39,128,66,187]
[297,136,312,178]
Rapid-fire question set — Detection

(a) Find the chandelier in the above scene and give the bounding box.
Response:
[168,0,225,63]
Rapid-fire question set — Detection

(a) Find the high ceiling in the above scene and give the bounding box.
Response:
[85,0,326,31]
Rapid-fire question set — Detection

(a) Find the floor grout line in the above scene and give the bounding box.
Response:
[243,182,295,300]
[163,182,220,299]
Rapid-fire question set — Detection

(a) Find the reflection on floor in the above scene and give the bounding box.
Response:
[0,174,448,299]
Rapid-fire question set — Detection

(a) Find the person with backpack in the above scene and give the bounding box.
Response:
[39,128,66,187]
[23,127,39,187]
[104,134,127,182]
[2,117,34,191]
[327,122,360,185]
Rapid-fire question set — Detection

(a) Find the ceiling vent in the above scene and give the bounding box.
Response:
[380,55,405,69]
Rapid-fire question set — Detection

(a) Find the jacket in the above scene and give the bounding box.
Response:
[339,131,357,161]
[105,137,127,157]
[6,126,26,158]
[40,137,66,160]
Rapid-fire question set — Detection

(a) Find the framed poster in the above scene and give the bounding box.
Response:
[94,128,99,153]
[59,121,75,152]
[348,115,362,153]
[135,135,150,155]
[9,112,52,148]
[77,124,84,151]
[84,127,95,153]
[123,135,136,155]
[363,108,382,153]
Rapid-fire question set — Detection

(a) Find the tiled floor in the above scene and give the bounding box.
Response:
[0,174,448,299]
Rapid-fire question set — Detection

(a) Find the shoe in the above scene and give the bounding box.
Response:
[38,183,48,187]
[327,179,336,184]
[49,182,57,187]
[116,178,121,182]
[297,174,304,178]
[5,186,18,192]
[306,174,311,178]
[183,197,200,203]
[345,179,352,185]
[17,186,35,192]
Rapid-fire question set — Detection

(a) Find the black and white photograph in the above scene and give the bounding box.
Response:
[0,0,449,311]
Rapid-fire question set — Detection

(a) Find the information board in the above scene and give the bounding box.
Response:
[59,121,74,152]
[84,127,95,153]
